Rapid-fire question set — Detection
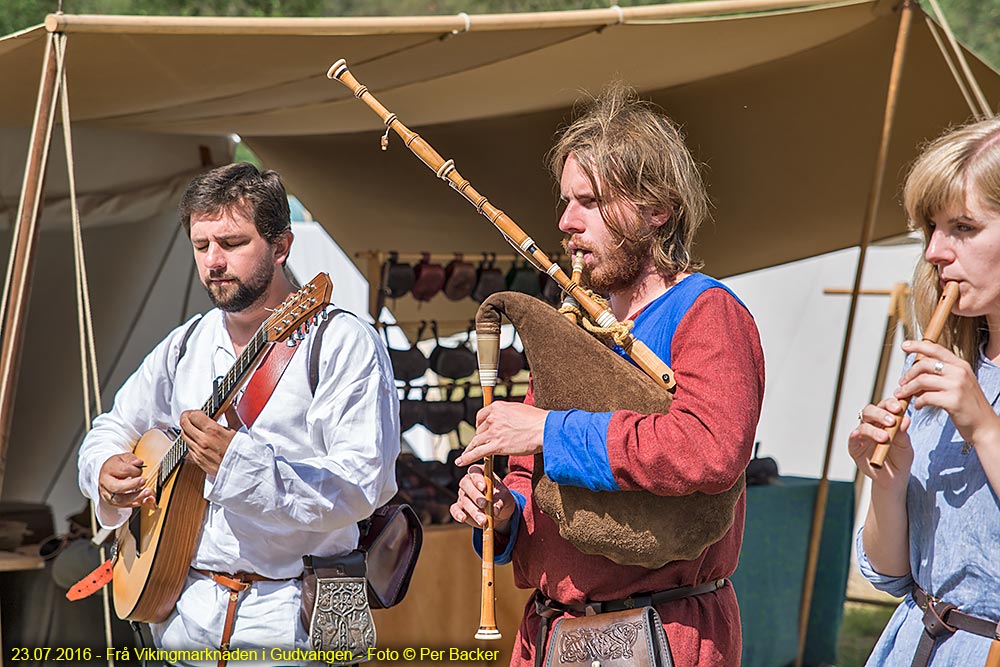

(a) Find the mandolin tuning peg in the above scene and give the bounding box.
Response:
[285,339,297,347]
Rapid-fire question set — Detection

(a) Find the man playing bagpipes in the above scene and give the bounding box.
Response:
[450,84,766,667]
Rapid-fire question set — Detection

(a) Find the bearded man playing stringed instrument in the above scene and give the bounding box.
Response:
[450,86,765,667]
[77,163,399,665]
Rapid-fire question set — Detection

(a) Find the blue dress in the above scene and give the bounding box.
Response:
[858,352,1000,665]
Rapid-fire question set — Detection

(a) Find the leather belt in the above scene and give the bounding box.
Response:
[911,585,1000,667]
[194,569,298,667]
[532,578,727,667]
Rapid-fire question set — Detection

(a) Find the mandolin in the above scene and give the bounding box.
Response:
[110,273,333,622]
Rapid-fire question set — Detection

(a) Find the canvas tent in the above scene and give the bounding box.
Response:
[1,0,999,663]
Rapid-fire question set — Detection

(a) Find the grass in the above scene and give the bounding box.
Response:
[835,601,897,667]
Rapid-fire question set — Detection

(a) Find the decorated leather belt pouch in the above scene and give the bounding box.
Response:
[300,551,376,665]
[543,607,674,667]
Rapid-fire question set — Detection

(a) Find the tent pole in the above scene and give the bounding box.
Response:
[0,30,61,667]
[0,31,61,497]
[794,2,916,666]
[853,282,909,514]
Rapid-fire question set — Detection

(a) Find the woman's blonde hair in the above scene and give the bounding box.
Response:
[547,82,709,280]
[904,117,1000,362]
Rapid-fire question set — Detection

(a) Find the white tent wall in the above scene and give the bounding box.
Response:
[0,127,230,524]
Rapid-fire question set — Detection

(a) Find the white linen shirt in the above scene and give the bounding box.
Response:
[78,307,399,663]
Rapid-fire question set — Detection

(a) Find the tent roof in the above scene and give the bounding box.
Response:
[1,0,998,291]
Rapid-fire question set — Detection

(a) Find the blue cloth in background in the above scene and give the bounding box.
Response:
[733,476,854,667]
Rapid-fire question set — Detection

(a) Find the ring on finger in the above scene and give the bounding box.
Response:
[109,492,117,503]
[933,360,945,375]
[857,409,863,421]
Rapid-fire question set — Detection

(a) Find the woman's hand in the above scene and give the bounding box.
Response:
[895,340,1000,451]
[849,396,913,495]
[449,464,516,534]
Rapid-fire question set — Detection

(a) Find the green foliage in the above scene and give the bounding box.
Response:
[936,0,1000,71]
[837,601,896,667]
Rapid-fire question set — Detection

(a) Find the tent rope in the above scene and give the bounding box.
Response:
[924,16,981,118]
[43,220,185,503]
[925,0,993,119]
[54,32,116,667]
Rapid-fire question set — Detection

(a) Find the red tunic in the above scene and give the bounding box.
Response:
[504,287,765,667]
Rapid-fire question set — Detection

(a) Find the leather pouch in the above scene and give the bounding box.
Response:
[444,253,477,301]
[472,254,506,303]
[498,344,526,381]
[507,257,541,296]
[412,253,446,302]
[544,607,674,667]
[359,504,423,609]
[383,252,415,299]
[399,387,426,432]
[384,323,428,382]
[428,321,477,380]
[300,551,375,665]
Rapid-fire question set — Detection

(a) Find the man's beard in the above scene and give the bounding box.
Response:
[563,233,654,295]
[203,258,274,313]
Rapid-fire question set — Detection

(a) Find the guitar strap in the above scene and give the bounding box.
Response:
[235,341,299,428]
[66,335,303,602]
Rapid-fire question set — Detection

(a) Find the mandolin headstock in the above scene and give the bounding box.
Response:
[264,273,334,344]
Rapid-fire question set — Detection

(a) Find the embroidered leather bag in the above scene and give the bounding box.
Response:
[544,607,674,667]
[300,551,374,665]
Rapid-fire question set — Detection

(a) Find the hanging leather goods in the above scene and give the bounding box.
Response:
[472,253,506,304]
[383,322,429,382]
[412,252,446,302]
[427,320,477,380]
[444,253,477,301]
[383,251,415,300]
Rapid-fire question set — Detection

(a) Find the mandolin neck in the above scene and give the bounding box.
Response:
[158,327,273,488]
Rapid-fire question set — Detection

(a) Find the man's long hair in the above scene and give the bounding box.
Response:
[547,82,709,280]
[904,117,1000,362]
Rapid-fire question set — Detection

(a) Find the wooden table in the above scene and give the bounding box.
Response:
[0,546,42,572]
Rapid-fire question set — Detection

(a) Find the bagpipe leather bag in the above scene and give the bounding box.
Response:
[475,291,743,568]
